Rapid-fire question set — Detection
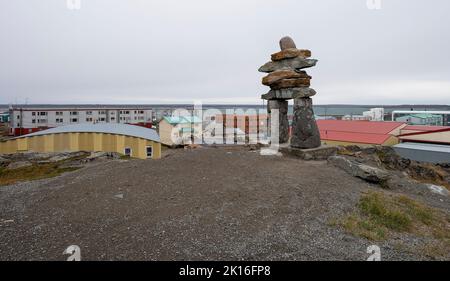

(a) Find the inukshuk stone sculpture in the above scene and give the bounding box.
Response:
[259,36,321,149]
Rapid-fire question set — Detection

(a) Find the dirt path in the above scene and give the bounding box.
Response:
[0,147,447,260]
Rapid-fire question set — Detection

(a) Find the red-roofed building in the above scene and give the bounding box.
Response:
[317,120,406,147]
[398,125,450,145]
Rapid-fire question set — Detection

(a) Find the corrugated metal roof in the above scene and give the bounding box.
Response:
[16,124,160,142]
[320,130,391,145]
[317,120,405,145]
[317,120,405,135]
[394,142,450,153]
[403,125,449,132]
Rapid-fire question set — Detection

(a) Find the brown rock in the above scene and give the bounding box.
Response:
[271,49,311,61]
[262,69,310,86]
[270,78,311,90]
[279,36,296,50]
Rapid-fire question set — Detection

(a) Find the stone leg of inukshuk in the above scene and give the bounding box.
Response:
[290,97,321,148]
[267,100,289,144]
[259,36,321,148]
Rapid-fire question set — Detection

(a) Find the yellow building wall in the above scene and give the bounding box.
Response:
[159,119,176,146]
[0,133,161,160]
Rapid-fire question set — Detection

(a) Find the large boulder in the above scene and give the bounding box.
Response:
[328,156,391,184]
[374,146,411,170]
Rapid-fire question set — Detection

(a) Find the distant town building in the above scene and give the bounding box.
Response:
[362,108,385,121]
[318,120,406,147]
[0,123,161,159]
[392,110,449,126]
[9,106,153,136]
[342,115,371,121]
[158,116,202,146]
[398,125,450,145]
[0,112,10,123]
[395,113,443,126]
[315,115,337,120]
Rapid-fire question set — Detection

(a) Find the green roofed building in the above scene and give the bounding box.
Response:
[0,112,10,123]
[395,113,443,126]
[158,116,203,146]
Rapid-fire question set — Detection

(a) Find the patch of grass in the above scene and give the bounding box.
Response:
[0,153,89,186]
[0,163,81,186]
[359,192,412,232]
[337,191,450,247]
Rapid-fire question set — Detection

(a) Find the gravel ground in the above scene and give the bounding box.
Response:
[0,147,448,261]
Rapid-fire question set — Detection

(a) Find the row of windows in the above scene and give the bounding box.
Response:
[28,111,147,116]
[123,146,153,158]
[28,116,151,124]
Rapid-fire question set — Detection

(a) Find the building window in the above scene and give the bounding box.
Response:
[111,117,115,121]
[86,117,93,122]
[56,118,63,123]
[99,111,106,115]
[32,120,36,124]
[146,146,153,158]
[70,112,78,116]
[71,118,78,123]
[99,117,106,122]
[86,111,93,115]
[124,147,132,157]
[32,112,36,116]
[56,112,63,116]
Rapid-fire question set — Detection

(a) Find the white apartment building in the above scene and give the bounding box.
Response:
[363,108,385,121]
[9,106,153,136]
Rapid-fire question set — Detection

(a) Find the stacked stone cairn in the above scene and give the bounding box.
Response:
[259,36,321,149]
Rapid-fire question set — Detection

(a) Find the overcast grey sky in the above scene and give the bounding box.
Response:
[0,0,449,105]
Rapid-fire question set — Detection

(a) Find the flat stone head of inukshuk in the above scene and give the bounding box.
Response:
[279,36,297,50]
